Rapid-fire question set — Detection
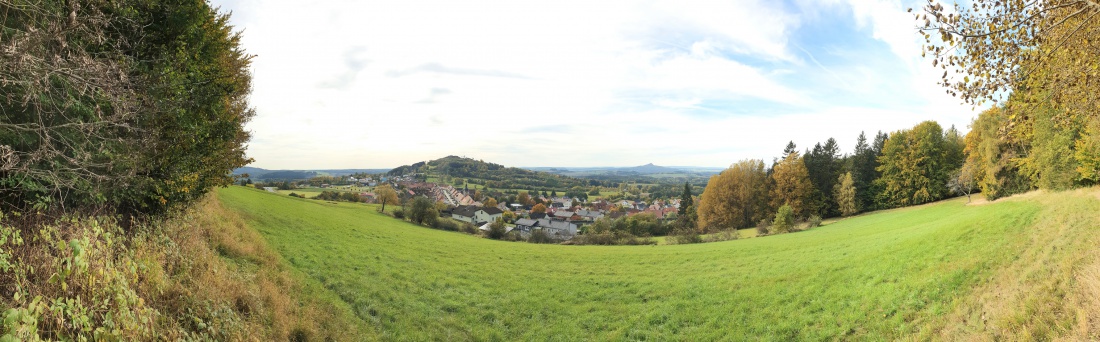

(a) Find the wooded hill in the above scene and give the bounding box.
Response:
[388,156,616,190]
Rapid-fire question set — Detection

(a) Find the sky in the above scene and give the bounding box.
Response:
[210,0,981,169]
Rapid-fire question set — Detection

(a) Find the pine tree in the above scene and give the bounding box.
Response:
[678,182,694,217]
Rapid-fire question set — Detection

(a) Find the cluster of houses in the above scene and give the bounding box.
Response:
[287,175,684,241]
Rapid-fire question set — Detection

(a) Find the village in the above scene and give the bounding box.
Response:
[264,174,683,241]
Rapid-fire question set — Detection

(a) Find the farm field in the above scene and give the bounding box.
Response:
[217,186,1100,340]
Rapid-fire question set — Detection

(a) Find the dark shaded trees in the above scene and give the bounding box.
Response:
[678,182,694,217]
[804,138,842,217]
[0,0,255,215]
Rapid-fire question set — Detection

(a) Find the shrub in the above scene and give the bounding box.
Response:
[806,215,823,229]
[756,219,771,236]
[668,228,702,245]
[460,223,477,234]
[528,229,554,244]
[772,204,794,234]
[392,210,406,219]
[486,219,507,240]
[574,231,655,246]
[433,219,460,231]
[704,229,738,243]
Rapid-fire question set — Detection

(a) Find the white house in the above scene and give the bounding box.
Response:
[513,218,577,239]
[451,205,504,225]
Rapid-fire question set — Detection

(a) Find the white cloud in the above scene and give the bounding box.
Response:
[212,0,982,169]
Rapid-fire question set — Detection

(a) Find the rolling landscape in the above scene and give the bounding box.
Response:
[3,0,1100,341]
[214,185,1100,340]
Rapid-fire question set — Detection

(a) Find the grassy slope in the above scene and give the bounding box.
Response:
[0,194,361,340]
[218,186,1100,340]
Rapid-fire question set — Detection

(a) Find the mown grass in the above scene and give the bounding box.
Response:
[218,186,1100,340]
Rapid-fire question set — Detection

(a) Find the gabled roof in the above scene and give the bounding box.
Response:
[536,218,576,231]
[452,205,479,218]
[553,211,574,218]
[515,218,538,227]
[575,209,603,218]
[483,207,504,215]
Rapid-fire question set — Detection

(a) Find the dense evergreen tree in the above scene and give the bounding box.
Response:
[804,138,842,217]
[678,182,694,217]
[850,132,879,212]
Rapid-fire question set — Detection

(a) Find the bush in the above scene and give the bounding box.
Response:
[703,229,738,243]
[772,204,794,234]
[528,229,554,244]
[667,228,702,245]
[392,210,406,219]
[756,219,771,236]
[486,219,507,240]
[574,231,656,246]
[460,223,478,234]
[433,219,460,231]
[806,215,823,229]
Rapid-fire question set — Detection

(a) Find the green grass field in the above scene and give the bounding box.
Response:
[275,186,373,198]
[217,186,1100,340]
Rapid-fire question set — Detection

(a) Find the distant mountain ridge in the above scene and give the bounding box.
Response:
[525,163,713,175]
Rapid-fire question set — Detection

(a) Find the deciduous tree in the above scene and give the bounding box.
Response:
[834,172,858,216]
[698,160,768,232]
[408,196,438,225]
[770,151,813,218]
[876,121,963,207]
[375,185,400,213]
[917,0,1100,118]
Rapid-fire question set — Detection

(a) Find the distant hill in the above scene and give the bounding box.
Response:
[623,163,683,174]
[388,156,607,189]
[524,163,720,185]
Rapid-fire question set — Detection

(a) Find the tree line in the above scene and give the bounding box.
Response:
[696,121,966,232]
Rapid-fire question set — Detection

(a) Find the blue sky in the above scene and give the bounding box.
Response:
[211,0,979,169]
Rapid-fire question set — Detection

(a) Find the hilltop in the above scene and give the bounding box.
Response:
[387,155,611,190]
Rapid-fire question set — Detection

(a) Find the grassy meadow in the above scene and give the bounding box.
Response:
[217,186,1100,340]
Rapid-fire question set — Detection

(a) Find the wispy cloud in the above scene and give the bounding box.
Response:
[213,0,984,169]
[385,63,533,79]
